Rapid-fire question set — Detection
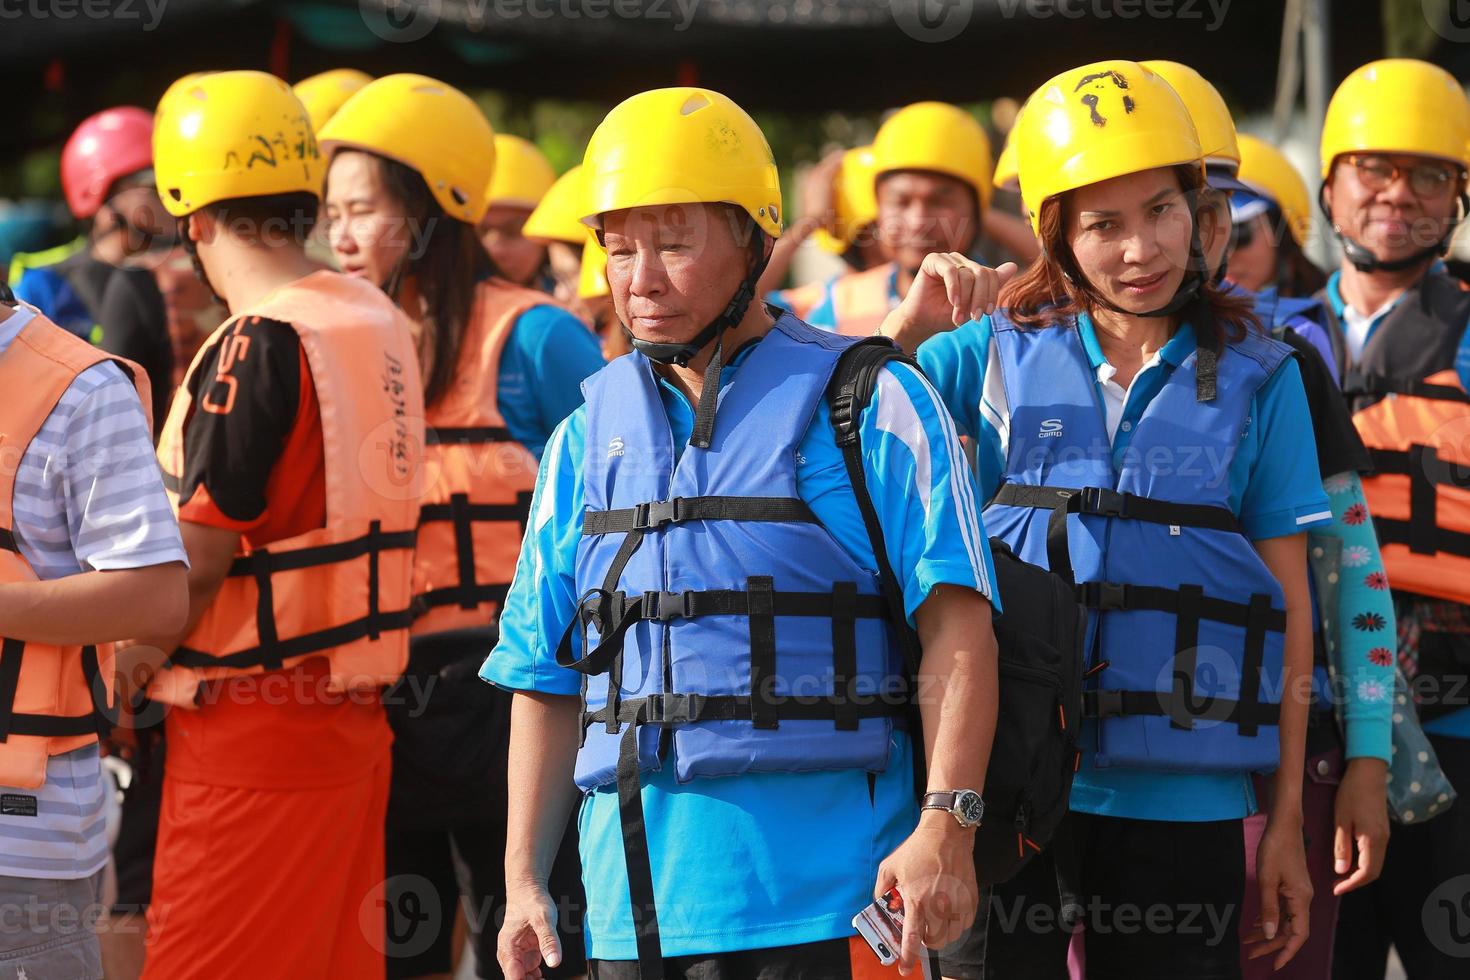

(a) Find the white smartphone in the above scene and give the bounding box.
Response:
[852,888,905,966]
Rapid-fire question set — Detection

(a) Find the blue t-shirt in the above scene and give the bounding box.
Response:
[482,333,997,959]
[495,304,607,459]
[918,312,1333,822]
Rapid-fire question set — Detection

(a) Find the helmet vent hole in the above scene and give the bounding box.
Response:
[450,187,468,207]
[679,93,710,116]
[169,188,182,202]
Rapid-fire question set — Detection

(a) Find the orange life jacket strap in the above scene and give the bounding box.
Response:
[412,490,532,616]
[1370,444,1470,558]
[425,425,517,446]
[173,520,416,672]
[0,638,112,740]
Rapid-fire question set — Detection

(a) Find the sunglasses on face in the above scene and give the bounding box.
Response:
[1346,155,1462,199]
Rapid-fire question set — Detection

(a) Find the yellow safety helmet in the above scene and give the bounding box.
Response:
[1320,58,1470,177]
[523,164,587,244]
[153,70,321,218]
[292,68,371,132]
[1017,60,1202,234]
[581,87,782,239]
[318,73,495,224]
[579,236,609,299]
[993,130,1019,191]
[871,101,993,210]
[1141,61,1239,170]
[486,134,556,212]
[1236,134,1312,246]
[814,145,880,255]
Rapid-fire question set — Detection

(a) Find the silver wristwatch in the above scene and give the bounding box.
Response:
[921,789,984,828]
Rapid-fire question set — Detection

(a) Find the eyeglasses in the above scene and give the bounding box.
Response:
[1347,155,1462,199]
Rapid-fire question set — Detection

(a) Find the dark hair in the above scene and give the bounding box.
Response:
[200,192,319,245]
[363,154,495,409]
[1264,205,1328,297]
[1000,163,1259,346]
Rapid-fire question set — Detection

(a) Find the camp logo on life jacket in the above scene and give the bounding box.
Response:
[1039,418,1065,439]
[607,436,625,459]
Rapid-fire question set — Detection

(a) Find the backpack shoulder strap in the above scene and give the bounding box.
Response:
[826,337,929,796]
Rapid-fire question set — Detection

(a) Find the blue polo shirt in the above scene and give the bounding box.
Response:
[918,311,1332,822]
[482,328,997,959]
[496,305,607,459]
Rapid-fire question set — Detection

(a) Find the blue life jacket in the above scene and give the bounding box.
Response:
[1254,286,1327,333]
[560,315,908,794]
[982,310,1291,774]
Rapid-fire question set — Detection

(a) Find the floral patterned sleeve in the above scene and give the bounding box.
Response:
[1321,470,1395,762]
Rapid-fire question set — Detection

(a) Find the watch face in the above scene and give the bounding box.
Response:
[958,791,984,825]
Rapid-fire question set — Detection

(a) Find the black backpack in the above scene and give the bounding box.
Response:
[827,338,1085,885]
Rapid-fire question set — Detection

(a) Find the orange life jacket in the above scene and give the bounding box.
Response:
[0,310,151,787]
[829,262,898,336]
[412,279,542,637]
[1321,271,1470,606]
[151,272,425,707]
[777,278,829,322]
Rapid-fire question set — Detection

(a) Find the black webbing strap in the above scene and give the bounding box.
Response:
[748,576,778,730]
[557,587,894,680]
[832,582,859,732]
[414,490,531,617]
[616,709,663,979]
[0,527,16,552]
[827,338,926,799]
[160,470,181,495]
[586,691,906,729]
[1237,593,1273,738]
[1078,580,1283,736]
[582,496,817,536]
[1074,582,1286,632]
[250,550,281,672]
[365,521,384,641]
[1083,688,1281,729]
[1169,585,1204,731]
[174,523,416,671]
[425,425,516,446]
[0,638,112,741]
[1368,445,1470,558]
[1343,372,1470,405]
[989,484,1241,586]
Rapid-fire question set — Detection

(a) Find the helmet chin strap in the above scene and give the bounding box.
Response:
[1318,183,1469,274]
[627,232,772,449]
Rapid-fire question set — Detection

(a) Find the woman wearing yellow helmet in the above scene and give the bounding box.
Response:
[909,61,1324,980]
[318,73,600,980]
[478,134,558,291]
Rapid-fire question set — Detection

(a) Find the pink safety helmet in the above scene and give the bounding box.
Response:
[60,107,155,220]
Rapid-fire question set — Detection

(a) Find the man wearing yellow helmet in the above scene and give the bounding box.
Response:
[123,70,427,979]
[1314,59,1470,980]
[318,73,599,980]
[799,102,996,336]
[911,60,1324,979]
[484,86,1001,980]
[479,134,558,290]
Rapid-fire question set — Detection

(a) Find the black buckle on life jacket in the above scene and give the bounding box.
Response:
[1085,688,1125,718]
[642,590,695,622]
[639,692,707,725]
[632,498,685,531]
[1077,486,1127,518]
[1077,581,1129,611]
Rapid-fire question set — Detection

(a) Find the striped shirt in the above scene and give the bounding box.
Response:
[483,323,997,959]
[0,305,186,880]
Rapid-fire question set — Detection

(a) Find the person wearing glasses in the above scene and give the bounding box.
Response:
[1312,59,1470,980]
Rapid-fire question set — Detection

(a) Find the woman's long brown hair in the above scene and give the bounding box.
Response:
[999,163,1260,348]
[363,153,497,409]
